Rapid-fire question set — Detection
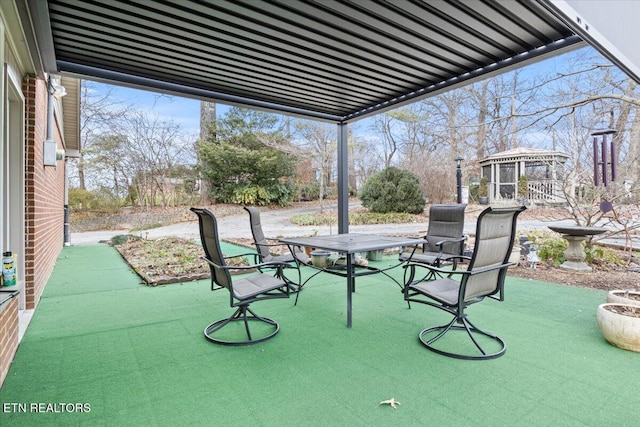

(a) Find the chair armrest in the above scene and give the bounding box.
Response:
[201,256,292,271]
[433,236,466,249]
[431,236,466,266]
[223,252,258,260]
[404,260,513,277]
[441,254,471,262]
[256,241,288,248]
[466,262,515,276]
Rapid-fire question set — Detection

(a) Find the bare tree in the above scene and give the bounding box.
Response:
[198,101,217,203]
[294,120,336,212]
[120,111,194,207]
[75,81,131,190]
[369,113,400,167]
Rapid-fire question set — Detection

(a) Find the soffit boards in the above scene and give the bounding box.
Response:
[39,0,585,123]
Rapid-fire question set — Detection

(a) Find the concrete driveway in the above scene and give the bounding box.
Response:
[70,203,585,246]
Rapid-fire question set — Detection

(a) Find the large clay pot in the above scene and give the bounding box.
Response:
[597,303,640,353]
[607,290,640,307]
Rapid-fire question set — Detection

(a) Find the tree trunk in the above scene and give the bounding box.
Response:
[475,81,488,161]
[199,101,216,204]
[78,153,86,190]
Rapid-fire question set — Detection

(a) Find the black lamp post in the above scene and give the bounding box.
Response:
[455,156,464,204]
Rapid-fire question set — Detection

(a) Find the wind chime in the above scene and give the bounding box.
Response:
[592,129,617,212]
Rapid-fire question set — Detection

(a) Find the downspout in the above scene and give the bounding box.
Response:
[64,163,70,246]
[45,75,70,245]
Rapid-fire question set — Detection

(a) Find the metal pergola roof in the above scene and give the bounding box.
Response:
[19,0,640,233]
[25,0,587,124]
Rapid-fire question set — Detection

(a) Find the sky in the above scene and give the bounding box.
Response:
[94,84,207,138]
[86,46,596,143]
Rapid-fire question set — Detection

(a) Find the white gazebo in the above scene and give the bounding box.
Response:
[479,147,570,204]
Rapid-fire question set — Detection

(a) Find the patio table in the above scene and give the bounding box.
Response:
[279,233,424,328]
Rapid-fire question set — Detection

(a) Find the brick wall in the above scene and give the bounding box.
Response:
[0,296,19,388]
[23,76,65,310]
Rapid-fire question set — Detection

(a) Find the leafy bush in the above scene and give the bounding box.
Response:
[478,176,488,198]
[584,246,626,266]
[198,107,297,207]
[227,183,295,206]
[518,175,528,199]
[359,167,425,214]
[526,230,626,267]
[468,183,480,202]
[526,230,567,266]
[298,182,321,201]
[110,234,142,246]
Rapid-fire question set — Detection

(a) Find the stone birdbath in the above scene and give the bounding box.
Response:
[548,226,607,272]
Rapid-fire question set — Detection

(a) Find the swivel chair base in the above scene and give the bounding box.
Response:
[418,317,506,360]
[204,306,279,346]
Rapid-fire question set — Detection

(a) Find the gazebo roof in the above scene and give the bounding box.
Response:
[479,147,570,165]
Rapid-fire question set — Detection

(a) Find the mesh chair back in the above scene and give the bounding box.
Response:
[425,204,466,255]
[191,208,232,291]
[464,207,525,301]
[244,206,273,262]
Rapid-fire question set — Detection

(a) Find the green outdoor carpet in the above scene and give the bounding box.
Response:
[0,244,638,426]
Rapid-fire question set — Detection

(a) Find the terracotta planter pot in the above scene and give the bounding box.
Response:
[607,290,640,307]
[597,303,640,353]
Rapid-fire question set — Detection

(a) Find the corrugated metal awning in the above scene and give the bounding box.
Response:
[30,0,585,123]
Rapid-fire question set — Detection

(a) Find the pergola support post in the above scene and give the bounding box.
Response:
[337,123,349,234]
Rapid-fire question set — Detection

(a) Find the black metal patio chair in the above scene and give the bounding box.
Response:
[399,204,467,282]
[244,206,309,286]
[191,207,297,346]
[403,206,525,360]
[245,206,309,263]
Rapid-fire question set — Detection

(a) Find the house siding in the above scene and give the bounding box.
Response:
[0,296,19,387]
[23,76,65,310]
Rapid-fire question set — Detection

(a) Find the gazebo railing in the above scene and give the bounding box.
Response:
[528,180,565,203]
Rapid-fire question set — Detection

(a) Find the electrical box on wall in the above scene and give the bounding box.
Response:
[43,140,57,166]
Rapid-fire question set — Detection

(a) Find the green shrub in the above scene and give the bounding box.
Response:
[215,182,295,206]
[110,234,141,246]
[468,183,480,202]
[298,182,321,201]
[526,230,567,266]
[359,167,425,214]
[584,246,626,266]
[478,176,488,198]
[526,231,626,267]
[518,175,528,199]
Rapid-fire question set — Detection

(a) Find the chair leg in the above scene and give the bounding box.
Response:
[293,269,324,306]
[403,286,412,309]
[418,316,506,360]
[204,305,280,346]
